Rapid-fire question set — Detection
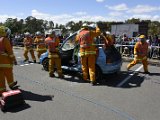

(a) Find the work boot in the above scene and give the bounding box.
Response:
[90,81,97,86]
[58,74,64,79]
[23,59,28,62]
[49,73,55,78]
[126,67,130,71]
[9,81,18,90]
[144,71,150,74]
[34,60,36,63]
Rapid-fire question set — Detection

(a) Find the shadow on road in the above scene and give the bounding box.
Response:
[21,89,54,102]
[96,71,145,88]
[2,89,54,113]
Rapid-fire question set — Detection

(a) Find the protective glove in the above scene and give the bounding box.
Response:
[134,55,138,60]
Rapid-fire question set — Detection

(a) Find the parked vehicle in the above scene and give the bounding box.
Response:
[40,31,122,83]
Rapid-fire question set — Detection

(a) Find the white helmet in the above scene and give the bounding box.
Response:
[35,31,42,36]
[106,31,111,35]
[89,23,96,28]
[82,23,89,28]
[5,27,11,36]
[24,32,30,37]
[48,29,55,35]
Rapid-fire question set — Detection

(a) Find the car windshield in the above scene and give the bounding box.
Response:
[62,33,77,51]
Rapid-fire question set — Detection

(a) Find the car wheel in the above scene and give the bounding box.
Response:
[95,65,103,84]
[42,58,49,71]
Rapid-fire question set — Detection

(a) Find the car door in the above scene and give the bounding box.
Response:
[59,32,77,65]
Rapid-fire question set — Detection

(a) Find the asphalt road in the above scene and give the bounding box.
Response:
[0,48,160,120]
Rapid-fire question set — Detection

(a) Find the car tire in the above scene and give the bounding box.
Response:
[42,58,49,71]
[95,65,103,84]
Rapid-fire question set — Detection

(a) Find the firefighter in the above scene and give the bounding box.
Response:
[75,23,101,85]
[127,35,150,74]
[34,31,47,59]
[101,31,114,49]
[23,32,36,63]
[0,26,18,96]
[45,29,64,78]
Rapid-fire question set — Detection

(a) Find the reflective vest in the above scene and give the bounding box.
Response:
[34,37,46,51]
[45,37,59,53]
[78,30,92,48]
[134,41,148,58]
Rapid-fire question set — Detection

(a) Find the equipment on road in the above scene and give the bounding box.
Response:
[0,89,25,112]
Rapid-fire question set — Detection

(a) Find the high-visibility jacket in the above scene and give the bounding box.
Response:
[76,27,100,56]
[34,37,46,51]
[45,37,60,57]
[0,37,16,68]
[134,41,148,58]
[23,37,33,48]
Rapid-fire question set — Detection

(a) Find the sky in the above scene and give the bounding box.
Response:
[0,0,160,25]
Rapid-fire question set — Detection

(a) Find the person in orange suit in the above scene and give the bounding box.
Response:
[127,35,150,74]
[0,26,18,96]
[75,23,101,85]
[34,31,47,59]
[45,29,64,78]
[23,32,36,63]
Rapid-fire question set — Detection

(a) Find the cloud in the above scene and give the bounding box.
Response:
[106,3,128,11]
[108,11,123,17]
[74,12,87,16]
[130,14,160,21]
[127,5,160,14]
[31,9,110,24]
[96,0,105,3]
[0,15,21,23]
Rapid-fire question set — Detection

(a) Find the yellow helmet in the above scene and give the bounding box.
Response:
[139,35,145,39]
[0,26,7,37]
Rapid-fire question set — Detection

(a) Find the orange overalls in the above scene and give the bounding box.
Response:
[23,37,36,62]
[127,41,149,72]
[0,37,17,94]
[45,37,63,77]
[34,36,47,58]
[76,27,100,83]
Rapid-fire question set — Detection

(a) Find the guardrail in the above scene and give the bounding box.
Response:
[13,41,160,60]
[115,44,160,60]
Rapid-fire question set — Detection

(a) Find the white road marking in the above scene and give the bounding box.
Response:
[18,63,35,67]
[117,65,143,87]
[16,57,21,59]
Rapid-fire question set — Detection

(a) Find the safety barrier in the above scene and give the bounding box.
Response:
[115,44,160,60]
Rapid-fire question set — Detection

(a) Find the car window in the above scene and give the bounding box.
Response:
[62,33,77,51]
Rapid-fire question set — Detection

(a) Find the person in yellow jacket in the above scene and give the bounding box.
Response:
[75,23,101,85]
[127,35,150,74]
[45,29,64,78]
[23,32,36,63]
[34,31,47,59]
[0,26,18,96]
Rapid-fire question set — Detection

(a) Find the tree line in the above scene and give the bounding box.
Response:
[0,16,159,36]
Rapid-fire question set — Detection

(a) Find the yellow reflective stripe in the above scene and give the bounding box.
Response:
[8,82,15,86]
[0,64,13,67]
[80,51,96,56]
[37,48,47,51]
[48,54,59,58]
[0,53,8,56]
[9,54,14,57]
[0,87,6,91]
